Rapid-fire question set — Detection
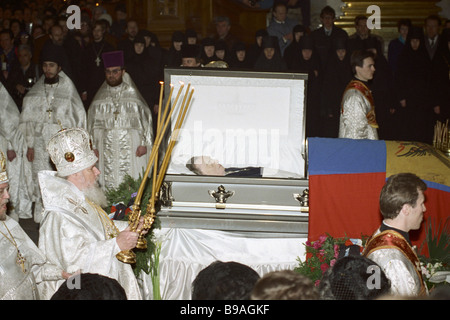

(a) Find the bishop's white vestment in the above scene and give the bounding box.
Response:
[87,72,153,191]
[364,228,428,297]
[0,216,47,300]
[0,83,33,219]
[19,71,86,222]
[37,170,142,300]
[339,79,379,140]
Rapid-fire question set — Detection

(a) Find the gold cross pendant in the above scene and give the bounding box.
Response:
[113,110,120,121]
[46,108,53,120]
[16,251,27,273]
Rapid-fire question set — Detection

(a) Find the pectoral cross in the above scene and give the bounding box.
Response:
[113,109,120,121]
[16,251,26,273]
[46,108,53,120]
[95,56,101,67]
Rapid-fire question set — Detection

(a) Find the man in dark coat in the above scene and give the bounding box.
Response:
[348,15,383,57]
[364,37,397,140]
[117,19,139,63]
[311,6,348,74]
[82,20,116,109]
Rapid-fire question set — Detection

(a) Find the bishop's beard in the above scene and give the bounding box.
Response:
[83,182,108,208]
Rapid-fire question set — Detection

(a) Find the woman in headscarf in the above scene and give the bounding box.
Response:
[292,34,321,137]
[253,35,287,72]
[247,29,268,68]
[126,35,161,135]
[164,31,185,67]
[283,24,306,70]
[228,41,252,69]
[394,26,431,142]
[320,35,352,137]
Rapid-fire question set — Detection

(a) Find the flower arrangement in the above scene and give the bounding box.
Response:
[418,217,449,291]
[420,261,449,291]
[295,234,368,286]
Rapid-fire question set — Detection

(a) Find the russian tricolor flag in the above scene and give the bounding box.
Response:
[307,138,450,256]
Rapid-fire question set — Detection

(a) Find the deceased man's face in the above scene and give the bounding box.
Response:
[193,156,226,176]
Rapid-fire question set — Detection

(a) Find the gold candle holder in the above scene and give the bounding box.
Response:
[116,82,194,263]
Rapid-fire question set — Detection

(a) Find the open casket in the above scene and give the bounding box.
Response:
[158,68,309,236]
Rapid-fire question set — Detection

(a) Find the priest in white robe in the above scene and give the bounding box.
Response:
[37,127,143,300]
[19,49,86,223]
[0,83,33,220]
[87,50,153,192]
[0,152,47,300]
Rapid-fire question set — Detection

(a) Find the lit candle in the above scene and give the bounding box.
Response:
[158,81,164,129]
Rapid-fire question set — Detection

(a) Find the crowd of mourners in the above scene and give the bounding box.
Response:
[0,0,449,144]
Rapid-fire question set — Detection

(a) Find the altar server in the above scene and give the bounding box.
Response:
[339,49,378,140]
[363,173,428,297]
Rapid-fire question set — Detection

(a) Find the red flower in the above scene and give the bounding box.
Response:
[317,252,326,262]
[334,244,339,258]
[320,263,330,273]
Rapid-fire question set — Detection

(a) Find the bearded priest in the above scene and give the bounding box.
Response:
[19,47,86,223]
[87,50,153,192]
[37,128,143,300]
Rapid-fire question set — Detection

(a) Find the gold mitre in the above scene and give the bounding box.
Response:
[0,151,8,184]
[47,127,98,176]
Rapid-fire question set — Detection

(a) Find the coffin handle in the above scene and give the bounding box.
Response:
[208,185,235,209]
[293,189,309,212]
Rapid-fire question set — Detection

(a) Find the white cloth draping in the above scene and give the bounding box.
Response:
[139,228,306,300]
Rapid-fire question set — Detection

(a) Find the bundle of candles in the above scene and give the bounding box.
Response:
[433,120,449,155]
[116,81,194,264]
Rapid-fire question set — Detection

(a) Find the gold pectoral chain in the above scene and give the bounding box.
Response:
[0,222,27,273]
[44,82,60,120]
[87,200,119,239]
